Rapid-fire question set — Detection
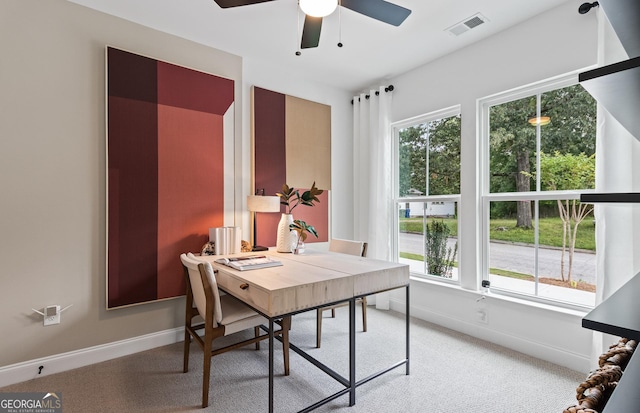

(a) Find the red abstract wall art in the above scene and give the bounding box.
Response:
[107,47,233,309]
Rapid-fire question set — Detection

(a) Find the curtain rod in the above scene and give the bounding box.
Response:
[350,85,394,104]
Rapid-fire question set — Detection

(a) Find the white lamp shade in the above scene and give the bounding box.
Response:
[247,195,281,213]
[299,0,338,17]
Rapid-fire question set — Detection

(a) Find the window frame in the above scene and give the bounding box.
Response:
[392,105,462,284]
[478,72,596,310]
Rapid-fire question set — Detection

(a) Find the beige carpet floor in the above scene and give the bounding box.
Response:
[1,308,585,412]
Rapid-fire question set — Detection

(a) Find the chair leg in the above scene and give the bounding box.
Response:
[281,315,291,376]
[202,339,212,408]
[183,329,191,373]
[361,296,368,332]
[254,326,261,350]
[316,308,323,348]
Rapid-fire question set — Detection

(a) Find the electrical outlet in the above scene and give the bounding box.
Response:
[476,310,488,324]
[33,304,72,326]
[44,315,60,326]
[43,305,60,326]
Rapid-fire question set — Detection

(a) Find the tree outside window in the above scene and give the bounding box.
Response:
[399,115,461,197]
[486,82,597,306]
[397,112,461,280]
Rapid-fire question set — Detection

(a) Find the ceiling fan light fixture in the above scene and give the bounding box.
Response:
[299,0,338,18]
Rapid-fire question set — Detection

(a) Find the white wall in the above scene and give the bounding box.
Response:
[387,0,599,373]
[0,0,606,383]
[595,0,640,298]
[593,2,640,355]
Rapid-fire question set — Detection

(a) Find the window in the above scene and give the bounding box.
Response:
[394,107,461,282]
[481,75,597,308]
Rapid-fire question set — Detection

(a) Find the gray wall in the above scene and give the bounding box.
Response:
[0,0,242,366]
[0,0,353,369]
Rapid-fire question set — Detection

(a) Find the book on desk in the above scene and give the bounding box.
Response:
[214,255,283,271]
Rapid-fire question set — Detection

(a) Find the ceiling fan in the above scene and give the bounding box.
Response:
[212,0,412,50]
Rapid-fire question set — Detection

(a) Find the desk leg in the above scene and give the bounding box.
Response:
[269,318,274,413]
[406,284,410,375]
[349,298,356,406]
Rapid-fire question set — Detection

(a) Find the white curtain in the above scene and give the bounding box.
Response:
[353,86,393,309]
[591,10,640,366]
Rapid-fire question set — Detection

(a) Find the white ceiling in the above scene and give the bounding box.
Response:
[68,0,573,92]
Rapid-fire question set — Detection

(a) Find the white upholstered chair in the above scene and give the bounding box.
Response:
[181,253,290,408]
[316,239,368,348]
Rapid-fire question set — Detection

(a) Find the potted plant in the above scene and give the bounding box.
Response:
[276,182,323,213]
[289,220,318,254]
[274,182,323,252]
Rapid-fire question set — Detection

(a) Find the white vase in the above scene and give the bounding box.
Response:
[276,213,297,253]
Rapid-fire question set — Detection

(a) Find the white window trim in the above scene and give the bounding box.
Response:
[392,105,461,131]
[478,71,596,310]
[392,105,462,284]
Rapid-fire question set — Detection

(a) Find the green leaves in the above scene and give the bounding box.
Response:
[539,151,595,191]
[489,84,597,195]
[289,219,318,242]
[277,183,323,242]
[425,219,457,278]
[398,115,461,197]
[276,181,324,214]
[276,181,324,242]
[276,183,297,212]
[299,181,323,206]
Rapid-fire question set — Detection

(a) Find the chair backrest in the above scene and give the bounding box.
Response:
[329,238,368,257]
[180,253,223,327]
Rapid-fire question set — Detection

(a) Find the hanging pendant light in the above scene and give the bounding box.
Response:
[528,116,551,126]
[300,0,338,17]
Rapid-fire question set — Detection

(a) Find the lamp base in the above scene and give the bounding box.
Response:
[252,245,269,252]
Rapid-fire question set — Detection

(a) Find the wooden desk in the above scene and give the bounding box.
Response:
[200,249,410,412]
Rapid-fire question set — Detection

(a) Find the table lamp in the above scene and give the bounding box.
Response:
[247,194,280,251]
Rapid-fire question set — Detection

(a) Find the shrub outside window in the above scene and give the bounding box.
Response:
[395,107,461,281]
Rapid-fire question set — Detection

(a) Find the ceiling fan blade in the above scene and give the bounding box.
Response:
[301,15,322,49]
[341,0,411,26]
[213,0,275,8]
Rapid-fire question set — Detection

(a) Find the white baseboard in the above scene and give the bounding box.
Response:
[2,300,592,388]
[389,297,591,374]
[0,327,183,388]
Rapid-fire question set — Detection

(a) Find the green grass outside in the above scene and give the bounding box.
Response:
[399,216,595,251]
[400,218,459,236]
[400,252,533,280]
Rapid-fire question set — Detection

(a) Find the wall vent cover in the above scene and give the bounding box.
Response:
[445,13,488,36]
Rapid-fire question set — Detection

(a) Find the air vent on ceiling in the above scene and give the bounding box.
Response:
[445,13,489,36]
